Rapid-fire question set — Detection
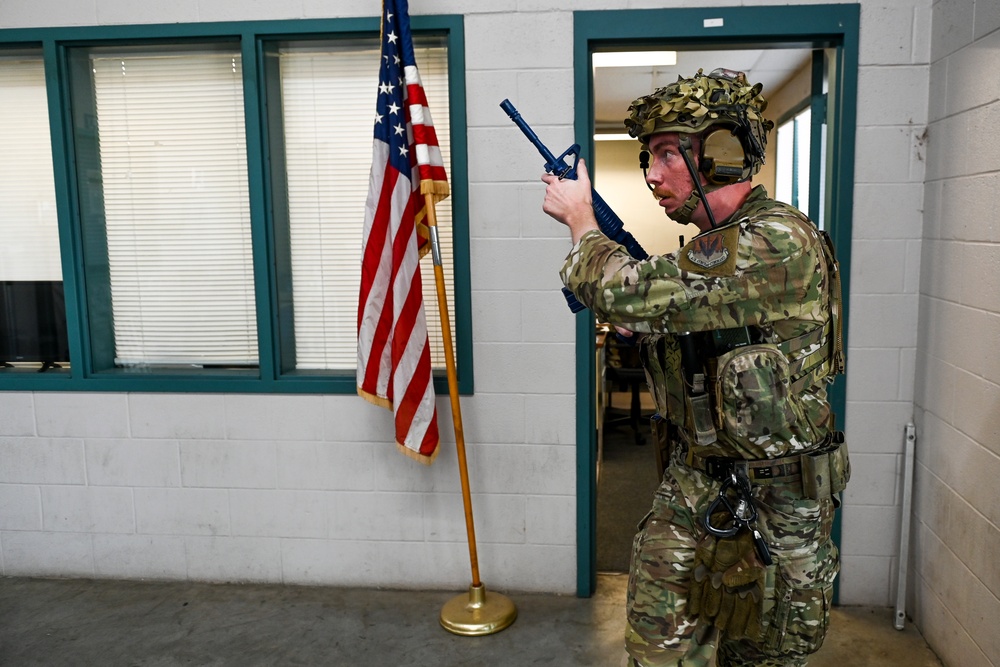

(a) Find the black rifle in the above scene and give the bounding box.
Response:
[500,99,648,313]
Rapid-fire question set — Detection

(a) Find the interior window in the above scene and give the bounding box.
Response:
[269,38,453,372]
[775,106,812,216]
[0,50,68,372]
[70,44,258,371]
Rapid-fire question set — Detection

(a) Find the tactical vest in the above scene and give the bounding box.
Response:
[642,204,848,498]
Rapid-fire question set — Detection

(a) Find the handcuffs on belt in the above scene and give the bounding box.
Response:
[703,464,773,566]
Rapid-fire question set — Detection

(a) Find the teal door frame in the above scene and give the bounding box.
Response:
[573,4,859,597]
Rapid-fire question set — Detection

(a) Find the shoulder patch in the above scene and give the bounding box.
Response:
[678,225,740,275]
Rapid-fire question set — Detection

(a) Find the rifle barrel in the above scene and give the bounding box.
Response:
[500,99,561,170]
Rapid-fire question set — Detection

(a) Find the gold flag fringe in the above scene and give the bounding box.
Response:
[357,387,392,411]
[358,388,441,465]
[397,441,440,466]
[421,179,450,200]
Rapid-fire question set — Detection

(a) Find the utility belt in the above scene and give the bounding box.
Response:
[685,430,850,501]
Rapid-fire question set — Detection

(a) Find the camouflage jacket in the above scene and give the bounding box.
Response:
[561,186,841,461]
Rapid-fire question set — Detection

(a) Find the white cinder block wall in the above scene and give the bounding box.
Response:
[837,0,931,606]
[911,1,1000,665]
[5,6,988,653]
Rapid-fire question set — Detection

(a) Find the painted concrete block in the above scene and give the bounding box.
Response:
[464,12,571,72]
[134,488,230,536]
[0,393,35,436]
[468,442,575,496]
[184,536,282,583]
[34,393,129,439]
[0,438,86,485]
[327,491,426,542]
[229,489,326,539]
[930,0,975,61]
[0,484,41,531]
[840,503,899,557]
[526,494,575,546]
[471,291,524,343]
[856,65,928,127]
[853,127,917,184]
[41,485,135,534]
[85,439,181,487]
[224,395,324,442]
[1,531,94,577]
[180,440,277,489]
[128,393,226,440]
[93,534,187,579]
[837,554,892,606]
[859,5,916,65]
[276,441,377,491]
[473,342,574,394]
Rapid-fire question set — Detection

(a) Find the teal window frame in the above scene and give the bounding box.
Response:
[776,101,814,213]
[0,17,472,395]
[573,4,858,597]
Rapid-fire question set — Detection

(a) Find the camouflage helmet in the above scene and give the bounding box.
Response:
[624,68,775,180]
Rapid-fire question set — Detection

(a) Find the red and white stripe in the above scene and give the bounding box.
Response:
[357,143,439,460]
[358,0,448,464]
[404,65,448,187]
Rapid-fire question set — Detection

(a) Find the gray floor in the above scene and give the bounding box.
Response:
[0,573,942,666]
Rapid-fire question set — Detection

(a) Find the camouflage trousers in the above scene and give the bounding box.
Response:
[625,463,839,667]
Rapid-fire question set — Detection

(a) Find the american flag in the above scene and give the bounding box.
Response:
[357,0,450,464]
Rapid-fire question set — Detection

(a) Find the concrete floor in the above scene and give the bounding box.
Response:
[0,573,942,666]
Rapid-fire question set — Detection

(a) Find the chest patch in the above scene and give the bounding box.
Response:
[686,236,730,268]
[678,225,740,275]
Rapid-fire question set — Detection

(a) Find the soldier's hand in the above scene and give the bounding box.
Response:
[541,158,599,243]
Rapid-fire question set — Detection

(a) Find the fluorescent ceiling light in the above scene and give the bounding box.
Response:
[593,51,677,68]
[594,133,634,142]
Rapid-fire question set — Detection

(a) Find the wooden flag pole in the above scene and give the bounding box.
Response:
[424,193,517,636]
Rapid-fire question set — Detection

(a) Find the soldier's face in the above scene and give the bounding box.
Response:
[645,132,701,216]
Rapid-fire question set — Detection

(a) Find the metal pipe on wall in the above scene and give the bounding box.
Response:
[895,422,916,630]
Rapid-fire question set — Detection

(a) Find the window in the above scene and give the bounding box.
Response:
[266,38,453,372]
[0,18,469,393]
[71,44,257,371]
[775,107,812,217]
[0,49,68,371]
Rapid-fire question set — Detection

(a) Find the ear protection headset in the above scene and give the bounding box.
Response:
[699,125,751,186]
[639,112,764,189]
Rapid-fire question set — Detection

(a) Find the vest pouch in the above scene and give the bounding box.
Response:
[714,344,800,446]
[688,387,718,445]
[761,550,837,655]
[802,433,850,500]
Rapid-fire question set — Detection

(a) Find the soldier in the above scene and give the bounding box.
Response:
[541,69,849,666]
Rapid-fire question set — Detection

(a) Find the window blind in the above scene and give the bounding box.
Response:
[0,56,61,282]
[91,50,258,368]
[278,43,453,371]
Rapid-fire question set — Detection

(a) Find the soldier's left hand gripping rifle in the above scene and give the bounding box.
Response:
[500,99,648,313]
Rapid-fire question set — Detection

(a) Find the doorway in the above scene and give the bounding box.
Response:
[572,4,859,597]
[592,46,813,575]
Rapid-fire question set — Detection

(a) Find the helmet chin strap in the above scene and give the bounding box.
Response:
[676,135,718,230]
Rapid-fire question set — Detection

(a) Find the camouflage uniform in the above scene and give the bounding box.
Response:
[561,186,847,667]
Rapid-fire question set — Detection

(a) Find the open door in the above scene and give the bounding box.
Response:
[573,4,859,597]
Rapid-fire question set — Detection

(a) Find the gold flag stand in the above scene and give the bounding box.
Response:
[424,193,517,636]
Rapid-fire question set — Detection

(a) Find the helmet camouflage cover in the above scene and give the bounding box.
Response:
[624,68,775,178]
